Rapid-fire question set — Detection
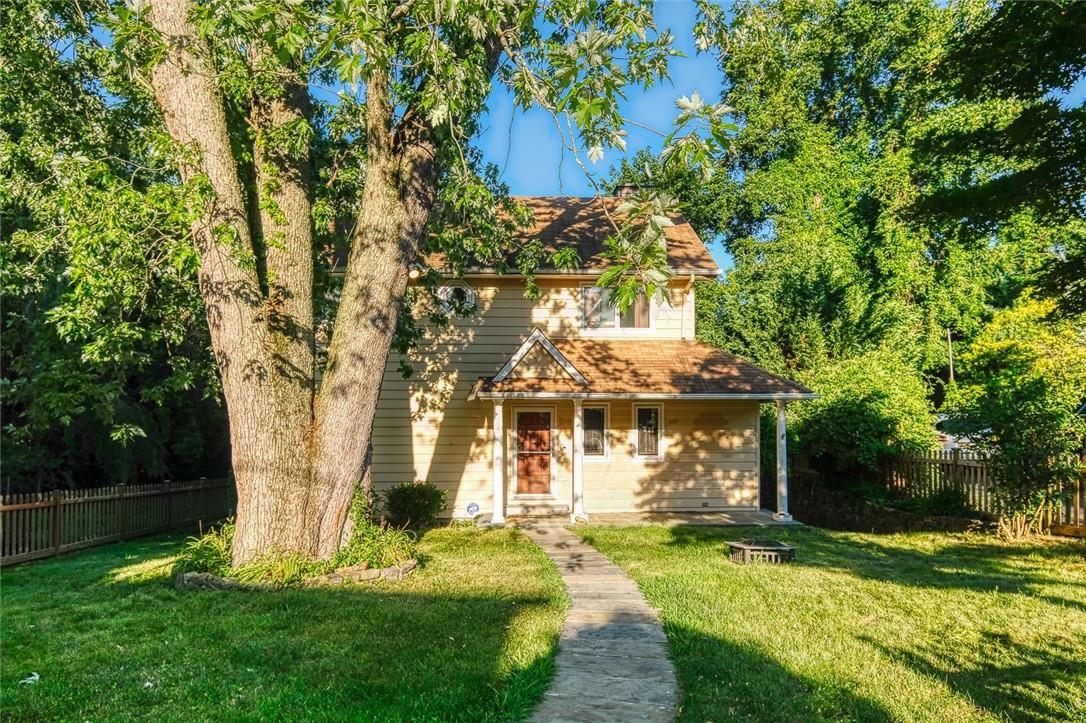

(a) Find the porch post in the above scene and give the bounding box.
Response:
[492,400,506,525]
[774,400,792,521]
[572,399,585,522]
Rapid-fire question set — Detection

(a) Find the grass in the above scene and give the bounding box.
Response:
[574,525,1086,723]
[1,527,567,722]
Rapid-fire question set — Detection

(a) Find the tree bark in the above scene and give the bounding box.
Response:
[311,72,438,557]
[146,0,496,563]
[148,0,318,563]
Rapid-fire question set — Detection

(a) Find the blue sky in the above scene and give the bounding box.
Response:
[477,2,721,197]
[475,2,734,268]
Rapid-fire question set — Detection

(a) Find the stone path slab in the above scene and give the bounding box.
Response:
[519,522,677,723]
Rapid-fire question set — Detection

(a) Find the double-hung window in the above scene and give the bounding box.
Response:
[582,286,651,329]
[634,404,663,458]
[582,405,608,459]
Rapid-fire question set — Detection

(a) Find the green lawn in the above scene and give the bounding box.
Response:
[1,527,567,722]
[575,525,1086,723]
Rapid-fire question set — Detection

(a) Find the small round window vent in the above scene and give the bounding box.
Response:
[436,281,476,314]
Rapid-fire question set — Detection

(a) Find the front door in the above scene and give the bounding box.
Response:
[515,410,553,495]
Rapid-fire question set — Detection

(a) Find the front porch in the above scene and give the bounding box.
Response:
[510,509,795,528]
[468,329,818,525]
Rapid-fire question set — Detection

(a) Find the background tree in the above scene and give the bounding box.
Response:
[945,297,1086,539]
[917,0,1086,315]
[617,0,1084,484]
[1,2,229,493]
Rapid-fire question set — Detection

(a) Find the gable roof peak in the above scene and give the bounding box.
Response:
[490,328,588,386]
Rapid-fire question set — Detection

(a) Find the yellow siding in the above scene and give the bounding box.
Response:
[581,401,760,512]
[370,277,760,517]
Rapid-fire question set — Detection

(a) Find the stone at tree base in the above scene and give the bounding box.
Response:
[312,559,418,586]
[172,572,274,591]
[173,559,418,590]
[380,559,417,581]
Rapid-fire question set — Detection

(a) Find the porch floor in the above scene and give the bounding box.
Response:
[509,509,797,527]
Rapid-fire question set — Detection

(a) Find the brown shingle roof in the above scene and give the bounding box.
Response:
[478,338,813,397]
[426,196,720,275]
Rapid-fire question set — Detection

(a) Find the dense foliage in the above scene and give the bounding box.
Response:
[1,3,229,492]
[944,297,1086,538]
[383,481,449,529]
[790,351,936,476]
[618,0,1086,488]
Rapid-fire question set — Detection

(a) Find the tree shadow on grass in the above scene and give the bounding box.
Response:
[0,533,562,722]
[863,631,1086,723]
[664,623,893,723]
[655,525,1086,721]
[662,524,1086,611]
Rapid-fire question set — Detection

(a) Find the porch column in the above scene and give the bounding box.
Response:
[774,400,793,521]
[492,400,506,525]
[571,399,585,522]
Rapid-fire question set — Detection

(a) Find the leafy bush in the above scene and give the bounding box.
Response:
[943,296,1086,538]
[384,481,448,529]
[172,520,234,577]
[791,349,937,477]
[331,492,416,570]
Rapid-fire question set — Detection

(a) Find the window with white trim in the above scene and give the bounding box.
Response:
[436,280,476,314]
[634,404,663,457]
[583,405,608,458]
[582,286,650,329]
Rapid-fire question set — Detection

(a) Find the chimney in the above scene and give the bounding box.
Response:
[613,183,641,198]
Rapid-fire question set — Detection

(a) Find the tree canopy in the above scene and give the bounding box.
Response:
[616,0,1086,477]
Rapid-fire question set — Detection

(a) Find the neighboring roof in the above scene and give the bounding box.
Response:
[425,196,721,277]
[471,334,815,399]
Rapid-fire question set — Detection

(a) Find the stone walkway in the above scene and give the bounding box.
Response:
[519,522,678,723]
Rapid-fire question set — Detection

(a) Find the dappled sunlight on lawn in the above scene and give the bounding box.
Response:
[576,524,1086,723]
[1,528,565,722]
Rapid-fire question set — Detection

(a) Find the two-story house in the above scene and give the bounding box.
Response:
[371,194,815,523]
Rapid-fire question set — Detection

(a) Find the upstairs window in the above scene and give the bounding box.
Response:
[582,286,650,329]
[436,281,476,314]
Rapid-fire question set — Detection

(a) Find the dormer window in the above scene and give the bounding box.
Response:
[582,285,651,329]
[436,281,476,314]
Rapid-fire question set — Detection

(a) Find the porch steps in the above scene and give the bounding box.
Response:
[506,504,570,518]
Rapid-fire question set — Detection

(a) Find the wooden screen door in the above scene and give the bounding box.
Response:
[515,411,553,495]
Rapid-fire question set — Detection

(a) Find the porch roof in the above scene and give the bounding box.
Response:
[471,336,816,401]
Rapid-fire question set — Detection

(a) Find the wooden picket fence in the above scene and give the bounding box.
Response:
[0,478,236,566]
[884,450,1086,534]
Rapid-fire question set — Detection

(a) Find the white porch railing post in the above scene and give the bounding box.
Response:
[572,399,585,522]
[774,400,792,521]
[492,400,506,525]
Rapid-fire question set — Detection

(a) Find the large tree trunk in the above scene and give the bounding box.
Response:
[311,74,438,558]
[146,1,471,564]
[148,0,319,563]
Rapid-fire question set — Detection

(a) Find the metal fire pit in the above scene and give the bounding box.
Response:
[726,539,796,564]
